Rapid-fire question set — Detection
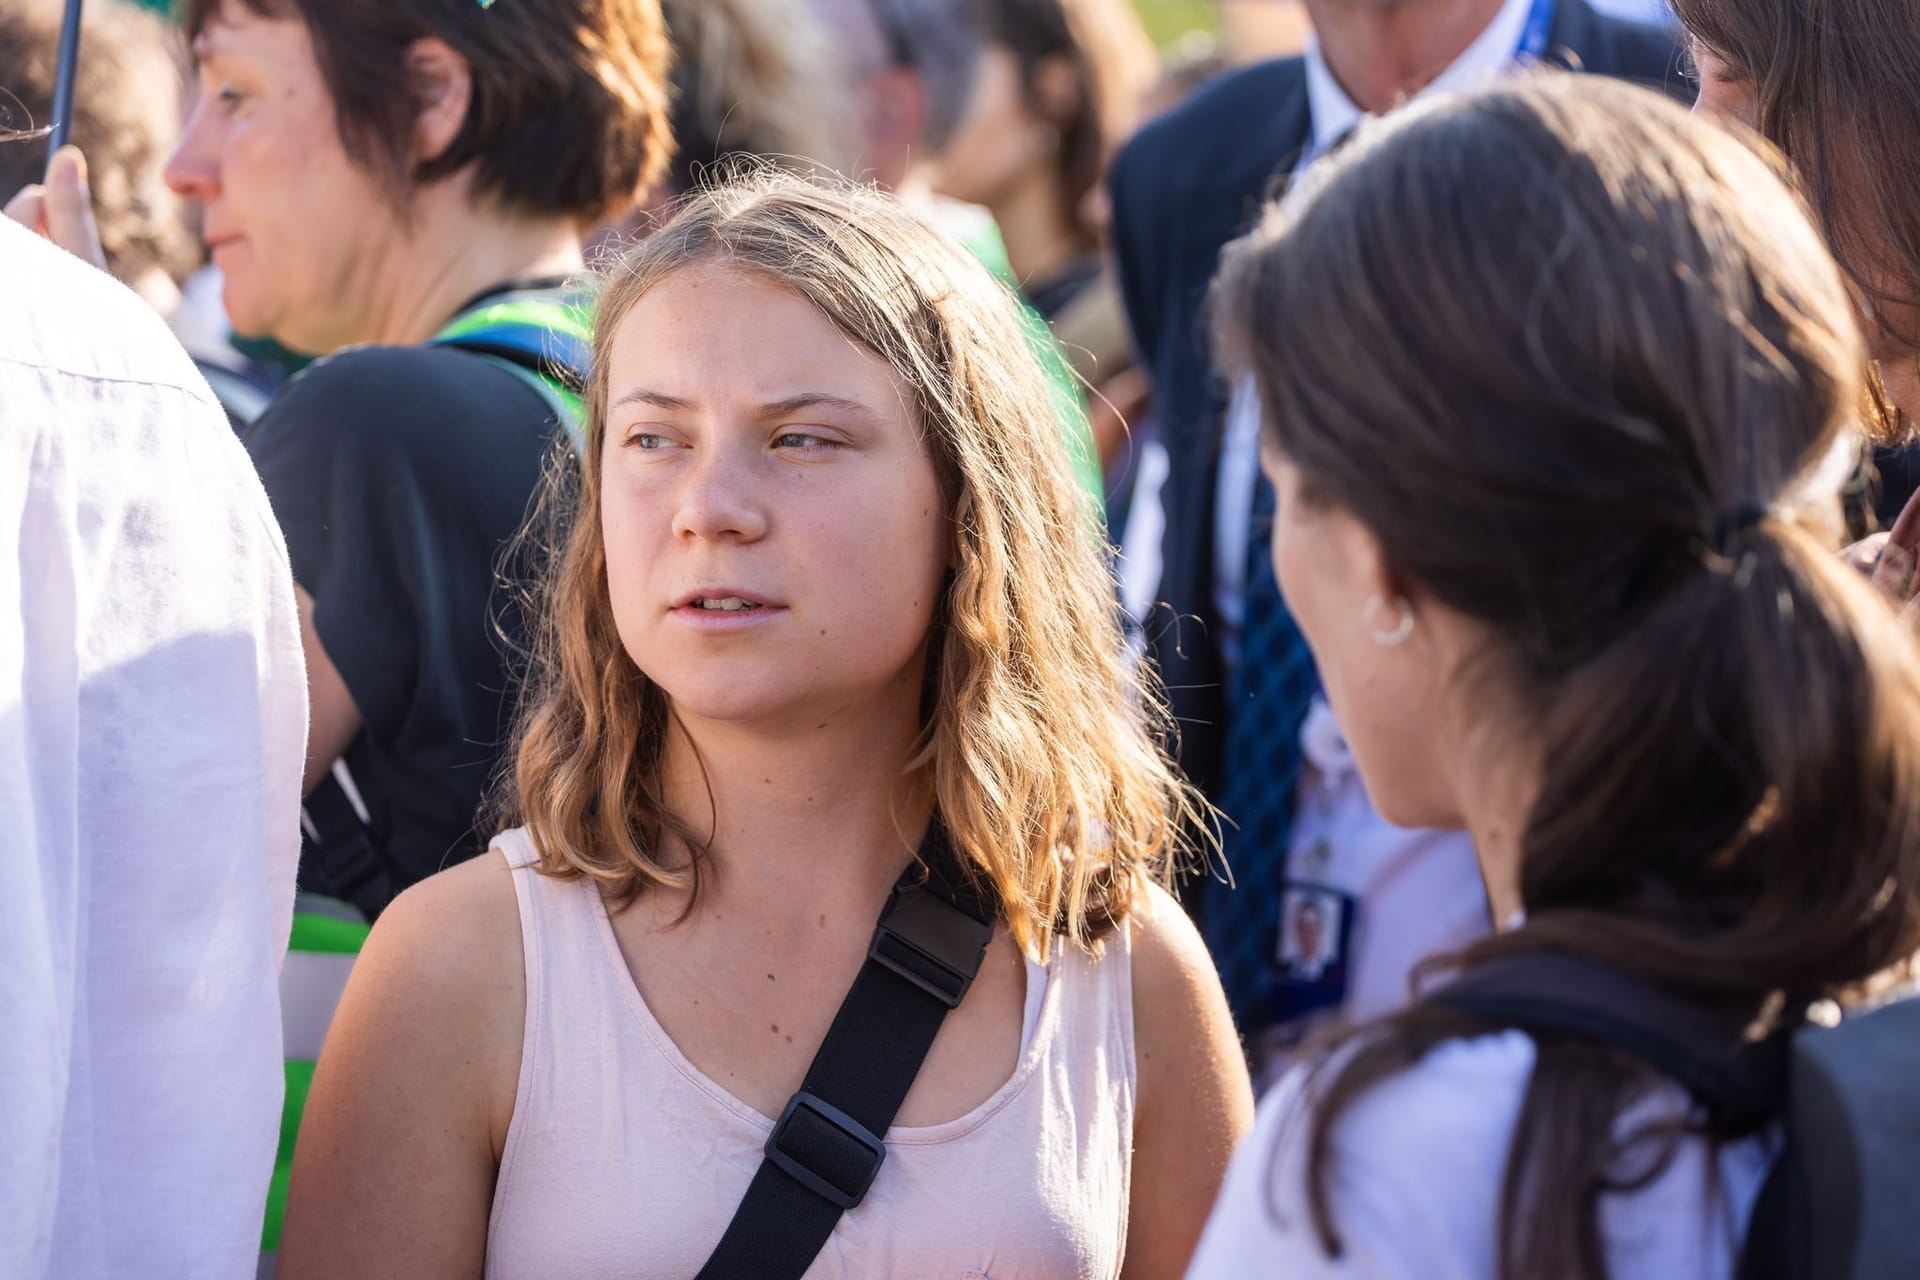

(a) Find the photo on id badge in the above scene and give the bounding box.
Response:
[1273,882,1355,1019]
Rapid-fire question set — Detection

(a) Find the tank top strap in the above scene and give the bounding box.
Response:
[1096,916,1139,1080]
[1031,915,1140,1127]
[490,826,615,993]
[493,825,543,874]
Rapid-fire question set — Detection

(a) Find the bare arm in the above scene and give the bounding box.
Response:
[276,852,524,1279]
[1120,884,1257,1280]
[296,583,364,795]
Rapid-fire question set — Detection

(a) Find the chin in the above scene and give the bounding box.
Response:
[218,284,276,347]
[1355,769,1458,833]
[650,675,804,728]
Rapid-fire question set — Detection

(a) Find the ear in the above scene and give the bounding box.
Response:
[406,37,474,167]
[1345,515,1406,617]
[1029,53,1083,124]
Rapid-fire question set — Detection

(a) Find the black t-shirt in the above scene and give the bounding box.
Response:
[247,342,559,896]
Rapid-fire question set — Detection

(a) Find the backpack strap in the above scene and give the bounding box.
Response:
[432,287,591,453]
[1427,949,1786,1129]
[694,818,997,1280]
[300,768,400,924]
[1426,950,1796,1279]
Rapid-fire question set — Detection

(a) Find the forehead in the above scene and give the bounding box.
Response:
[190,1,307,61]
[607,264,909,414]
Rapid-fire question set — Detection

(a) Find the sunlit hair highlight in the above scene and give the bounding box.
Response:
[495,168,1201,954]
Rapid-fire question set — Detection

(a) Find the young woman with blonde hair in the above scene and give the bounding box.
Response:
[276,171,1252,1278]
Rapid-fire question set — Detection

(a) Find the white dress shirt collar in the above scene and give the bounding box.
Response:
[1303,0,1540,157]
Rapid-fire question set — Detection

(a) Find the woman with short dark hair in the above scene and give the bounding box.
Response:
[161,0,673,910]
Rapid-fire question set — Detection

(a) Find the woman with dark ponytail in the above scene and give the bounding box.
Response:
[1186,73,1920,1280]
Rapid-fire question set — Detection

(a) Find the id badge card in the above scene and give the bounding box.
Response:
[1263,879,1359,1037]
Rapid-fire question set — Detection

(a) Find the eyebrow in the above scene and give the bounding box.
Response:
[608,389,884,421]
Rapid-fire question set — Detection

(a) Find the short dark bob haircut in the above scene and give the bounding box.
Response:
[185,0,674,224]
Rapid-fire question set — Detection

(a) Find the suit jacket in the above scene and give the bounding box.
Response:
[1109,0,1685,799]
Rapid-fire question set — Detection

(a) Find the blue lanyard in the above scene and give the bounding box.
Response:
[1517,0,1559,64]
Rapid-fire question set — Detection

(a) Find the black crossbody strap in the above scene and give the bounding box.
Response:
[694,818,997,1280]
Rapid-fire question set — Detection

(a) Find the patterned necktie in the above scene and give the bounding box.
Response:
[1204,471,1320,1037]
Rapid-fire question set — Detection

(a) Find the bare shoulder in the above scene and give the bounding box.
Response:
[1127,882,1225,1016]
[1121,882,1244,1105]
[1116,882,1255,1279]
[278,849,525,1275]
[338,844,528,1115]
[363,844,524,1000]
[1126,880,1249,1096]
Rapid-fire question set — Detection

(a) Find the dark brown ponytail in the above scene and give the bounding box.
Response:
[1213,73,1920,1280]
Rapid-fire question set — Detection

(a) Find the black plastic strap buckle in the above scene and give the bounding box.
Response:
[868,873,994,1009]
[765,1091,886,1210]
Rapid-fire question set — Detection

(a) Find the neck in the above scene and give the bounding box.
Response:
[989,167,1087,294]
[359,182,584,348]
[1448,718,1539,928]
[1305,0,1510,114]
[657,698,934,915]
[1882,354,1920,425]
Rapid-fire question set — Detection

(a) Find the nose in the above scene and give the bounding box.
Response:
[669,446,769,544]
[164,97,222,205]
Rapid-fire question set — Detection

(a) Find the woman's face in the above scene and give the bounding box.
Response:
[1690,34,1920,411]
[1263,445,1461,829]
[934,44,1056,211]
[164,2,405,354]
[598,264,950,734]
[1688,40,1759,131]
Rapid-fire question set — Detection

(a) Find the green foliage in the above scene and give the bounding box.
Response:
[1134,0,1219,49]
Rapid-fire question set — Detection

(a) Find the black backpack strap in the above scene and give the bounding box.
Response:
[1428,951,1828,1279]
[694,818,997,1280]
[300,774,399,923]
[1426,950,1786,1132]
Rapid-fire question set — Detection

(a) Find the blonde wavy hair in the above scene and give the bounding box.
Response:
[497,170,1203,955]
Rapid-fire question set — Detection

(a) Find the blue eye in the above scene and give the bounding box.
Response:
[626,431,676,450]
[774,432,840,451]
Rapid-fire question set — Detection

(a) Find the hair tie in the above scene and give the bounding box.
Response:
[1710,502,1775,554]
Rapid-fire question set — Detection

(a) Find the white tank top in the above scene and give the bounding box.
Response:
[484,828,1137,1279]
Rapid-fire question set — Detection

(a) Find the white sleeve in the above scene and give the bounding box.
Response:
[1187,1036,1536,1280]
[0,220,307,1280]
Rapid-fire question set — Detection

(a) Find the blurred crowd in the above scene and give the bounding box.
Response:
[4,0,1920,1277]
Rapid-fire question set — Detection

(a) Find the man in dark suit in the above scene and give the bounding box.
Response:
[1109,0,1684,1067]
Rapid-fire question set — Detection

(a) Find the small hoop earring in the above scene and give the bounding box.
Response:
[1365,594,1414,646]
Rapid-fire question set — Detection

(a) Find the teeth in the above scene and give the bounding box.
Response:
[694,597,758,611]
